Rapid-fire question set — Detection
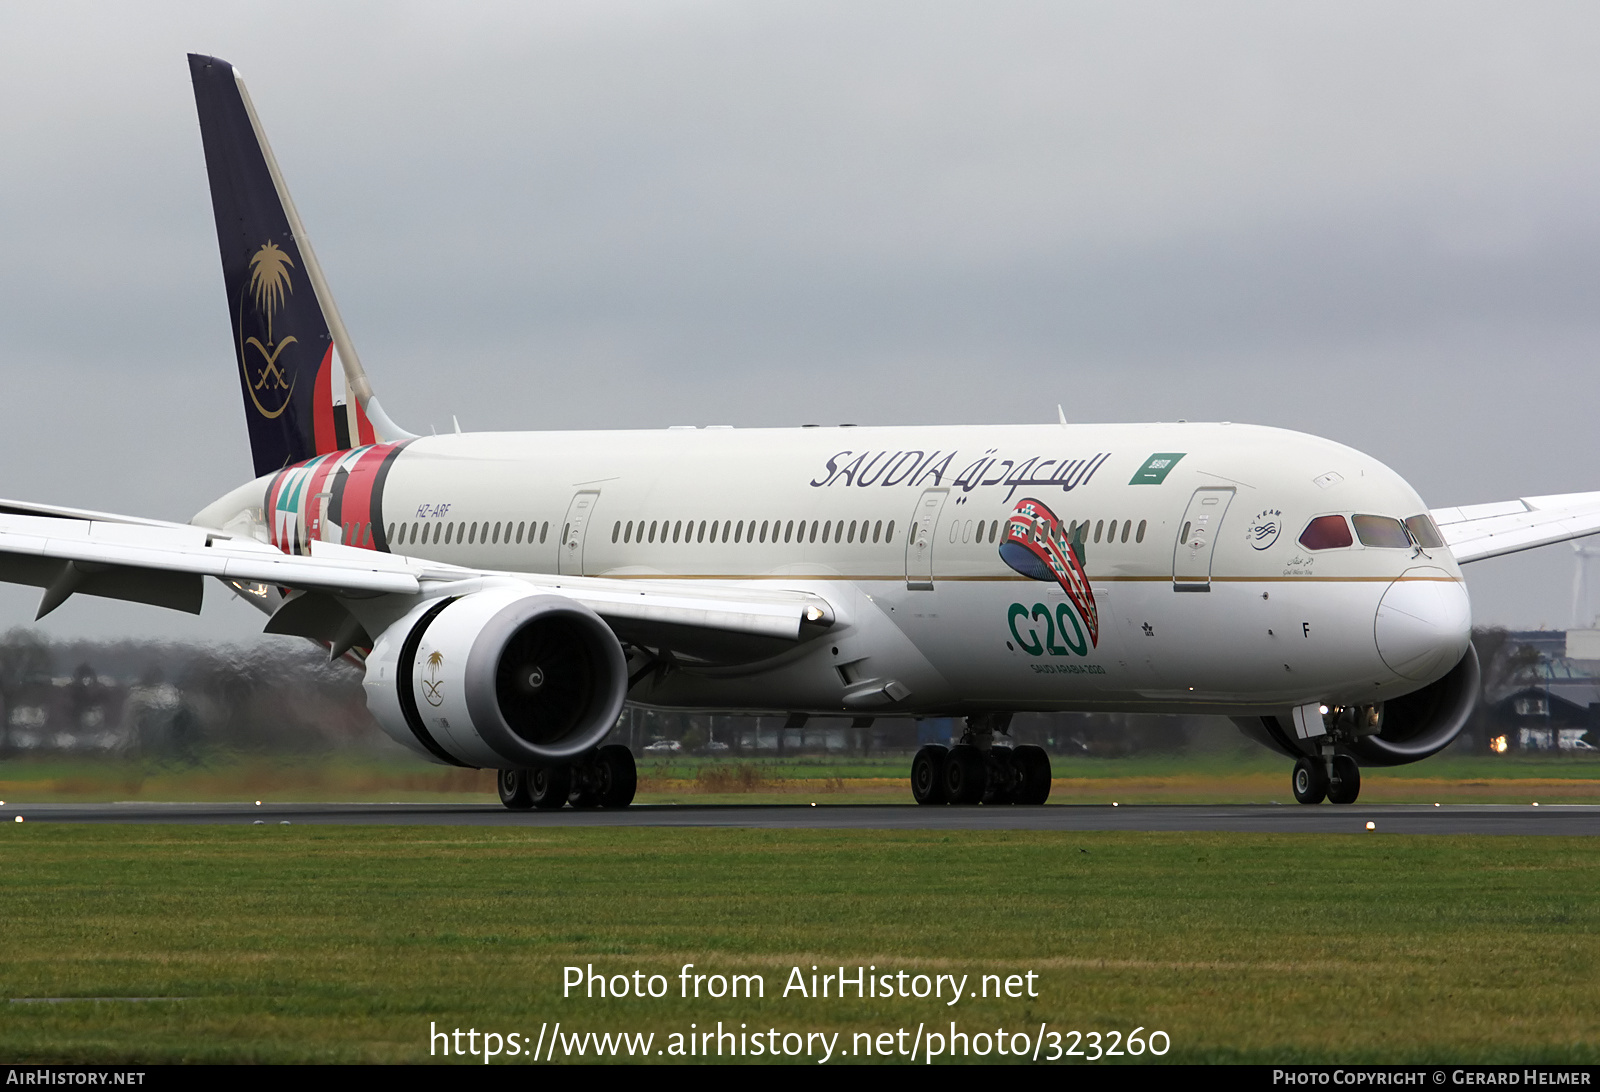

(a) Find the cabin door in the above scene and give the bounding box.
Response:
[1172,487,1235,591]
[905,487,949,590]
[559,490,601,576]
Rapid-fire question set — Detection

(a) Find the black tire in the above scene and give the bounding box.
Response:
[983,748,1017,805]
[1013,745,1052,805]
[530,763,571,810]
[911,745,948,805]
[1292,756,1328,805]
[497,768,534,811]
[943,744,988,805]
[1326,754,1361,804]
[596,744,638,808]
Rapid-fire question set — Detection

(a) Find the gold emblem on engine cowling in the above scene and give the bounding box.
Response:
[239,241,299,418]
[421,650,445,707]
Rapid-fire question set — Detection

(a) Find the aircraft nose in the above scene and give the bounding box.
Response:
[1374,566,1472,681]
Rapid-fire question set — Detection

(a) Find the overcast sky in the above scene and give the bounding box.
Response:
[2,2,1600,641]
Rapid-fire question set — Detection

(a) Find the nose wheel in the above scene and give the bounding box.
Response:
[1326,754,1361,804]
[1291,756,1327,804]
[1291,753,1361,804]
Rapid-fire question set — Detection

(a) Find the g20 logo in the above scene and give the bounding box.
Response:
[1008,602,1088,658]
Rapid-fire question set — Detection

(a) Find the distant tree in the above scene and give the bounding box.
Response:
[0,628,51,699]
[1467,628,1542,748]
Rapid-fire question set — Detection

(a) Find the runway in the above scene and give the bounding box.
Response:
[7,801,1599,835]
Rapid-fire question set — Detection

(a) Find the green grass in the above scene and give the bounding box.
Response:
[0,826,1596,1063]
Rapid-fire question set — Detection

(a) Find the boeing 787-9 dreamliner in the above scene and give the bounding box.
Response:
[2,55,1594,809]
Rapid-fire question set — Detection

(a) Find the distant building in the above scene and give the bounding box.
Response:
[1492,630,1600,753]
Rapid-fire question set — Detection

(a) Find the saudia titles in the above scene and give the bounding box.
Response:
[810,448,1110,502]
[239,240,299,418]
[807,450,1107,652]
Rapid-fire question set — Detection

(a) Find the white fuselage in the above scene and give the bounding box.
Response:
[197,421,1473,719]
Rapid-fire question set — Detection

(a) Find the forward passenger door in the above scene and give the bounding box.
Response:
[1172,487,1234,591]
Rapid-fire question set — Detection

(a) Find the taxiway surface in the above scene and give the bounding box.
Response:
[7,802,1598,835]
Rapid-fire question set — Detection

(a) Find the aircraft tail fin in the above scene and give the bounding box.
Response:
[188,53,413,479]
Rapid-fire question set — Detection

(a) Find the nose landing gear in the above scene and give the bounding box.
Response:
[1290,749,1362,805]
[1280,702,1371,805]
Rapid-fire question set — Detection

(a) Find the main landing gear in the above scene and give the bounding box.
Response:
[1291,752,1361,805]
[498,744,637,811]
[911,713,1052,805]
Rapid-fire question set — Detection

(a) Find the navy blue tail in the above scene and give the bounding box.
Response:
[190,54,366,478]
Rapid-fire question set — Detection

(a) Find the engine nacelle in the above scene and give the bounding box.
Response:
[1346,643,1480,767]
[1233,644,1480,767]
[363,585,628,767]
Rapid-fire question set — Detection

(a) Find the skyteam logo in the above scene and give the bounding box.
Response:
[1246,508,1283,551]
[998,497,1098,649]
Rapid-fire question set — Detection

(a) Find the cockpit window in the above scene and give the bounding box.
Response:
[1298,514,1353,550]
[1353,514,1410,548]
[1404,514,1444,549]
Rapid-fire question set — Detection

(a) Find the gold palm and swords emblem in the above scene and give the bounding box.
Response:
[240,241,299,418]
[422,650,445,706]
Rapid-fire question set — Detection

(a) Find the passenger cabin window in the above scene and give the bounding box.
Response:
[1299,514,1354,550]
[1353,514,1410,549]
[1405,514,1445,549]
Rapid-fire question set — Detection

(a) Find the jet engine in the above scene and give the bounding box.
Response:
[363,585,628,768]
[1346,644,1480,766]
[1234,644,1480,767]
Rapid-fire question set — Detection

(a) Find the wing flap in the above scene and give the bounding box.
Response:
[538,581,817,643]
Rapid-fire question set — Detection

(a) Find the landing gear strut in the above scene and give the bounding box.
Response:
[911,714,1051,805]
[497,744,637,811]
[1282,703,1371,805]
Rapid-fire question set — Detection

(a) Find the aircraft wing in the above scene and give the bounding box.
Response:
[1432,491,1600,563]
[0,505,830,653]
